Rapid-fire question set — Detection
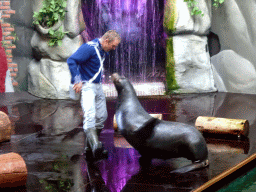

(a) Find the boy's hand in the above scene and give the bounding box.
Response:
[73,82,83,93]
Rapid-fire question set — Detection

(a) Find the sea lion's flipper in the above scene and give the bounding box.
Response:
[170,160,209,174]
[133,117,159,141]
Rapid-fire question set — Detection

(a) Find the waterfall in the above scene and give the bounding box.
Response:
[82,0,166,96]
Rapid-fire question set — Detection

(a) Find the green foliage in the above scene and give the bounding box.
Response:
[33,0,68,46]
[48,26,68,47]
[184,0,204,16]
[33,0,67,28]
[212,0,225,8]
[184,0,225,16]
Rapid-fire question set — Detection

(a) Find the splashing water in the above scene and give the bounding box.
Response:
[82,0,166,86]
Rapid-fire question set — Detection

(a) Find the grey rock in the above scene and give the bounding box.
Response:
[171,0,211,35]
[28,0,85,99]
[173,35,216,93]
[31,31,82,61]
[211,50,256,94]
[65,0,85,38]
[211,0,256,94]
[28,59,71,99]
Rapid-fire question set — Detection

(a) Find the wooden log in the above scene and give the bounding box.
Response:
[0,111,12,142]
[195,116,249,136]
[0,152,27,187]
[113,113,163,131]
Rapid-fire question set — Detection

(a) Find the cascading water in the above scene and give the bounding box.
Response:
[82,0,166,96]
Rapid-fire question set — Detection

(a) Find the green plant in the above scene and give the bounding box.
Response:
[33,0,68,46]
[184,0,225,16]
[184,0,204,16]
[48,26,68,46]
[212,0,225,8]
[33,0,67,28]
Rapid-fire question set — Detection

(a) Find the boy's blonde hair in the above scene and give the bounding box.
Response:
[102,30,121,43]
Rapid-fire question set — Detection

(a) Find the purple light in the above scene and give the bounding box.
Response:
[82,0,166,83]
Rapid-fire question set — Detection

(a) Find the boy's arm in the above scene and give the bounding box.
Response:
[67,43,94,84]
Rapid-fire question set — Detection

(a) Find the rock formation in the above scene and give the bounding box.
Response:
[28,0,85,99]
[211,0,256,94]
[164,0,216,93]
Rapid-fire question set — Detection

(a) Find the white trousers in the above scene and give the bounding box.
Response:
[81,82,108,131]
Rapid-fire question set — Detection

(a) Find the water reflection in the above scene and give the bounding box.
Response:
[31,100,83,136]
[85,160,110,192]
[84,149,208,192]
[38,155,74,191]
[0,92,256,191]
[213,92,256,156]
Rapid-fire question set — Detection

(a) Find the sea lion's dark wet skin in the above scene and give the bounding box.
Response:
[112,73,209,173]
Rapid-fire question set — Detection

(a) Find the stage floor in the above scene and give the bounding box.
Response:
[0,91,256,191]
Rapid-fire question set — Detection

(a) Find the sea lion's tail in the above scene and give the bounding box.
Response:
[170,159,209,174]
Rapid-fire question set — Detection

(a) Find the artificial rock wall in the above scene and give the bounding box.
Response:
[211,0,256,94]
[10,0,256,96]
[27,0,85,99]
[164,0,216,93]
[164,0,256,95]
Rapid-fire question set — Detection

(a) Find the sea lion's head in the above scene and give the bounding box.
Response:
[111,73,121,83]
[111,73,125,92]
[111,73,137,96]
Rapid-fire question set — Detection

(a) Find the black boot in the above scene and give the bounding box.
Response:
[84,128,108,161]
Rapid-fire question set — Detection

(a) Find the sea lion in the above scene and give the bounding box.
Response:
[111,73,209,173]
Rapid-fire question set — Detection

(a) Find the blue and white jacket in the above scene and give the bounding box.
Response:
[67,38,108,84]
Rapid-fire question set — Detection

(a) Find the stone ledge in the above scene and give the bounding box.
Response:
[103,82,166,97]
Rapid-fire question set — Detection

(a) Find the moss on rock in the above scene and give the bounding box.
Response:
[163,0,177,34]
[166,37,179,93]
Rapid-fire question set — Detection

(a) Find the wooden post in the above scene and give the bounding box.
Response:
[113,113,162,131]
[0,111,12,142]
[195,116,249,136]
[0,152,27,187]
